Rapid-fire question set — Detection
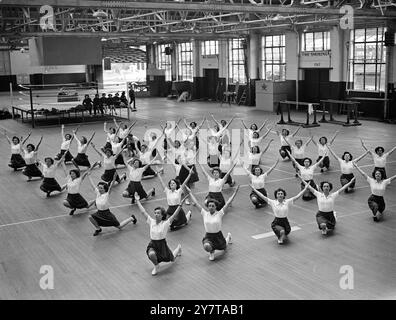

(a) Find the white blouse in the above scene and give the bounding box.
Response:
[23,150,36,165]
[373,154,387,168]
[248,152,261,166]
[267,199,294,218]
[118,128,129,139]
[76,140,88,154]
[11,143,22,155]
[208,177,224,193]
[127,166,145,182]
[219,156,232,172]
[42,163,57,178]
[280,135,291,147]
[60,139,71,150]
[67,177,82,194]
[95,189,110,211]
[165,188,182,206]
[250,173,267,189]
[313,191,339,212]
[299,165,315,181]
[139,151,151,165]
[367,177,391,196]
[208,142,219,155]
[339,159,354,174]
[147,217,171,240]
[292,145,306,159]
[318,144,328,157]
[111,141,123,155]
[103,156,116,170]
[201,209,224,233]
[106,132,116,143]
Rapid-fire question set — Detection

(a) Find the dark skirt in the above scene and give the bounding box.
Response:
[146,239,174,263]
[316,211,336,230]
[301,180,317,201]
[66,193,88,209]
[279,146,291,159]
[316,156,330,169]
[40,177,61,193]
[207,155,220,168]
[340,173,355,188]
[142,165,156,177]
[202,231,227,251]
[126,181,148,199]
[91,209,120,227]
[179,164,199,185]
[368,194,385,214]
[220,171,232,185]
[115,154,124,166]
[271,217,291,238]
[55,149,73,162]
[151,148,157,157]
[74,153,90,167]
[9,154,26,169]
[195,136,199,150]
[372,167,387,179]
[205,192,225,211]
[250,188,267,206]
[101,168,119,183]
[22,163,43,178]
[166,205,187,229]
[103,142,112,151]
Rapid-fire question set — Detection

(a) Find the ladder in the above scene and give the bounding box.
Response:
[238,89,247,105]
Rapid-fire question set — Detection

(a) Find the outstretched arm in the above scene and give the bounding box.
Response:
[291,126,301,137]
[186,188,204,212]
[353,150,369,163]
[91,143,104,158]
[298,174,317,194]
[286,150,301,168]
[103,122,108,133]
[220,163,237,188]
[353,163,369,179]
[385,145,396,157]
[222,185,240,213]
[304,136,313,147]
[289,184,310,202]
[22,132,32,145]
[135,194,151,220]
[334,177,356,195]
[157,174,167,191]
[388,174,396,183]
[87,132,96,146]
[251,185,270,203]
[261,139,274,155]
[88,176,97,191]
[168,195,189,223]
[360,139,373,156]
[35,136,43,151]
[264,159,279,176]
[261,125,274,140]
[107,172,118,195]
[3,130,11,144]
[311,152,327,170]
[81,162,99,181]
[327,145,341,161]
[329,130,340,145]
[180,168,193,190]
[240,119,248,130]
[257,119,268,132]
[210,114,221,127]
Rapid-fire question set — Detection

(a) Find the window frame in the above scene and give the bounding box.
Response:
[261,34,286,81]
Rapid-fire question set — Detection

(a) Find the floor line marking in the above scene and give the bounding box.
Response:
[252,226,301,239]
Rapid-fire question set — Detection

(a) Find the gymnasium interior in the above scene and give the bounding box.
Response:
[0,0,395,300]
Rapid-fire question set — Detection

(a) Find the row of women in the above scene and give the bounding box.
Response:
[4,116,396,275]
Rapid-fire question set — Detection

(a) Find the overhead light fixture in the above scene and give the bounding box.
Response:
[101,37,107,41]
[92,10,108,18]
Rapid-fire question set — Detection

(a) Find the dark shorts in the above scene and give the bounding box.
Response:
[91,209,120,227]
[55,149,73,162]
[166,205,187,229]
[220,171,233,185]
[66,193,88,209]
[271,217,291,238]
[146,239,174,263]
[22,163,43,178]
[9,154,26,169]
[40,177,61,193]
[202,231,227,251]
[340,173,355,188]
[368,194,385,214]
[142,165,156,177]
[74,153,91,167]
[250,188,267,205]
[301,180,317,201]
[317,156,330,169]
[179,164,199,185]
[126,181,148,199]
[316,211,336,230]
[101,168,119,183]
[279,146,291,159]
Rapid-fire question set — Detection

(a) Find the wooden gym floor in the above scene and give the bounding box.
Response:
[0,97,395,300]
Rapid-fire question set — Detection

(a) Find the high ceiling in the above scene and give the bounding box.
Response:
[0,0,395,48]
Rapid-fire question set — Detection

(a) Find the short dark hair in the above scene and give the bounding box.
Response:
[295,139,303,145]
[69,169,80,178]
[211,167,221,175]
[282,129,290,136]
[26,143,35,151]
[81,136,87,144]
[98,181,109,192]
[319,136,328,144]
[190,121,197,127]
[133,158,142,167]
[303,157,313,166]
[44,157,54,164]
[373,169,384,180]
[251,146,260,153]
[12,136,20,143]
[320,181,333,191]
[206,199,219,208]
[104,148,114,156]
[168,179,180,189]
[274,188,287,198]
[154,207,167,220]
[65,133,72,139]
[375,146,384,154]
[341,152,353,160]
[251,165,263,175]
[250,124,258,130]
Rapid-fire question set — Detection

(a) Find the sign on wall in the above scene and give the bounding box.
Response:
[300,50,331,69]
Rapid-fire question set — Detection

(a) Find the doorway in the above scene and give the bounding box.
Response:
[203,69,219,101]
[303,69,330,102]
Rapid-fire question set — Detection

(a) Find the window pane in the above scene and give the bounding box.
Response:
[366,28,377,42]
[354,43,365,62]
[305,33,314,51]
[355,29,365,42]
[364,64,376,90]
[353,64,365,90]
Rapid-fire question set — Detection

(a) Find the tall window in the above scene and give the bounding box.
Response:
[228,38,246,84]
[262,35,286,81]
[349,28,386,92]
[177,42,193,81]
[157,44,172,81]
[201,40,218,56]
[301,31,330,51]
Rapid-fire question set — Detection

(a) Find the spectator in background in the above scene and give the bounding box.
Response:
[82,94,93,116]
[93,93,103,116]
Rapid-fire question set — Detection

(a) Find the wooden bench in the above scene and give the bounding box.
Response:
[320,99,361,126]
[277,100,320,128]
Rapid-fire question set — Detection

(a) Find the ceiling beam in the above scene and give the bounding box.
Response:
[1,0,395,17]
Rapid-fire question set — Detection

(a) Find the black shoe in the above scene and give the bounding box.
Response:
[320,169,324,173]
[131,198,136,204]
[152,188,155,197]
[46,192,51,198]
[69,208,76,216]
[93,228,102,236]
[132,215,137,224]
[373,216,379,222]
